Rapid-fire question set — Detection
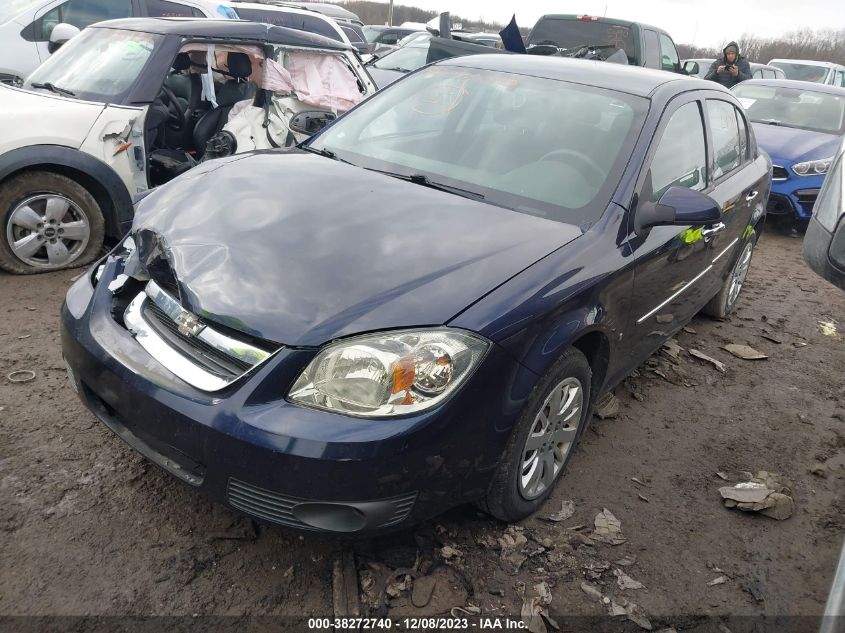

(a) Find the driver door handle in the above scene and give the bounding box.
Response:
[701,221,726,243]
[745,190,759,201]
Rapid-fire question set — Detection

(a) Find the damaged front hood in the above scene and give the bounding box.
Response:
[131,151,582,346]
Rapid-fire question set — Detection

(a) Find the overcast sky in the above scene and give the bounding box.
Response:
[389,0,845,47]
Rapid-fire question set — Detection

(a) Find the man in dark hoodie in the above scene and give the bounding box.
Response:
[704,41,751,87]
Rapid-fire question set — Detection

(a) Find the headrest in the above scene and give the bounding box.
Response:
[172,52,191,72]
[227,53,252,80]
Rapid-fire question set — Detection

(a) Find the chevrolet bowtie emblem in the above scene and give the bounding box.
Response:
[175,311,205,338]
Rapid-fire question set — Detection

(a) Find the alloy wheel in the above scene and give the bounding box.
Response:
[519,376,583,500]
[6,194,90,270]
[728,241,754,306]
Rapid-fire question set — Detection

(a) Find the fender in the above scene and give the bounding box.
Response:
[0,144,134,240]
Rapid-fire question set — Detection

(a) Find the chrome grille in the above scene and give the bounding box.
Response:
[227,478,417,531]
[124,281,280,392]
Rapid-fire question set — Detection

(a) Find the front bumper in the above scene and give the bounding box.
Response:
[768,171,824,221]
[62,261,528,533]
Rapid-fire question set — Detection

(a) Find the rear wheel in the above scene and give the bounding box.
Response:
[481,347,591,522]
[702,232,755,318]
[0,172,104,274]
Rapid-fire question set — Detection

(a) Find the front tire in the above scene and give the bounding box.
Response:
[481,347,592,522]
[701,232,755,319]
[0,171,104,275]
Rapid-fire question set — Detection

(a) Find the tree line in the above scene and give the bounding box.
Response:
[678,29,845,65]
[339,0,504,32]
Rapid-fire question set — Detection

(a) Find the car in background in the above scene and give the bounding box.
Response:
[768,59,845,87]
[750,63,786,80]
[453,31,501,47]
[230,2,353,49]
[336,22,371,56]
[527,14,683,73]
[363,25,424,48]
[0,18,375,274]
[803,137,845,289]
[365,36,506,89]
[732,79,845,226]
[63,55,768,533]
[271,1,363,26]
[0,0,240,85]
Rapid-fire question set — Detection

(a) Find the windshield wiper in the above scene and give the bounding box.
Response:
[376,66,411,73]
[300,145,353,165]
[367,168,485,200]
[30,82,76,97]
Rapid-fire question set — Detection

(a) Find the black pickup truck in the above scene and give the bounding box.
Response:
[526,14,684,73]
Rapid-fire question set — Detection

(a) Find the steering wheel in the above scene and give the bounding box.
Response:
[158,84,187,131]
[538,149,605,184]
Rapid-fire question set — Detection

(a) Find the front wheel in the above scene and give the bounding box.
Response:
[481,347,592,522]
[0,171,104,274]
[701,232,755,319]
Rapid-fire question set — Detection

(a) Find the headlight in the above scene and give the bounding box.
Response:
[288,329,490,418]
[792,157,832,176]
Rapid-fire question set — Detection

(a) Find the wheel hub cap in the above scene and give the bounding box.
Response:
[6,194,90,269]
[519,376,583,500]
[728,242,753,306]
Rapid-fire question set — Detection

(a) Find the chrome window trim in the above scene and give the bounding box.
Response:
[637,264,713,324]
[145,281,271,366]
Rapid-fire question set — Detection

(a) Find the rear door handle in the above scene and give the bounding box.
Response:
[701,221,726,243]
[745,190,759,201]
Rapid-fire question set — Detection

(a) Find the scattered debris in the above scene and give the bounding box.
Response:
[707,576,728,586]
[656,314,674,324]
[794,341,808,348]
[592,508,626,545]
[661,339,683,362]
[818,321,838,337]
[440,545,461,560]
[583,559,611,580]
[682,326,697,334]
[608,595,652,630]
[451,605,481,617]
[386,573,412,598]
[741,576,765,602]
[521,582,557,633]
[546,500,576,523]
[499,528,528,574]
[614,568,645,590]
[715,471,729,481]
[719,471,794,520]
[637,494,649,503]
[332,551,360,619]
[760,333,782,344]
[689,349,726,373]
[7,370,36,384]
[810,462,827,478]
[615,556,636,567]
[17,335,31,340]
[723,344,768,360]
[594,393,620,419]
[631,477,648,487]
[580,582,603,601]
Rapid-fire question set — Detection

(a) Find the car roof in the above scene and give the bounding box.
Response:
[440,54,720,98]
[736,78,845,96]
[768,59,844,69]
[534,14,670,35]
[89,17,350,50]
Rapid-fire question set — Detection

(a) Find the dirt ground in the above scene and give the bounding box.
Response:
[1,229,843,632]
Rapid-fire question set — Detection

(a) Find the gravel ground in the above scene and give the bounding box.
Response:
[0,230,843,632]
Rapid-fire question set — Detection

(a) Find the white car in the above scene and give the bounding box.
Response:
[767,59,845,87]
[0,17,375,274]
[0,0,241,86]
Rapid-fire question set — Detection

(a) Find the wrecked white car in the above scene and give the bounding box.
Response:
[0,17,375,274]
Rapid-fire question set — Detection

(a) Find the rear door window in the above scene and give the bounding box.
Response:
[707,99,743,179]
[642,29,659,68]
[658,33,679,72]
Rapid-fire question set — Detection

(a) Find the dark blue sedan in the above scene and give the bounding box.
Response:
[62,55,770,533]
[732,79,845,225]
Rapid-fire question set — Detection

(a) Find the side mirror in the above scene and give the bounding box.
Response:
[683,61,700,75]
[289,110,337,137]
[48,23,80,54]
[635,186,722,234]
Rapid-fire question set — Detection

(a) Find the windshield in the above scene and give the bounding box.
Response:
[528,18,634,56]
[309,65,646,224]
[0,0,40,24]
[24,28,160,103]
[372,43,429,71]
[734,84,845,134]
[362,26,385,43]
[768,62,831,83]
